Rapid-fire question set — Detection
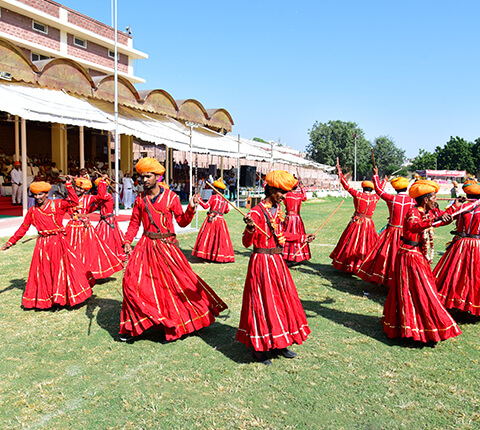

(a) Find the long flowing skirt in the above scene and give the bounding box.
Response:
[236,253,310,351]
[192,215,235,262]
[95,218,126,262]
[357,226,402,287]
[434,237,480,315]
[23,235,94,309]
[382,247,461,343]
[282,214,311,262]
[120,236,228,340]
[330,217,378,274]
[66,220,123,279]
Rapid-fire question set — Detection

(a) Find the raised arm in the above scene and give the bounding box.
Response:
[373,173,393,202]
[57,182,79,213]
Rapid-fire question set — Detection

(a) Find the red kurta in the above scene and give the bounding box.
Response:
[192,194,235,262]
[357,174,416,287]
[65,191,123,279]
[282,186,311,262]
[93,180,126,262]
[5,183,94,309]
[120,188,228,340]
[382,206,461,343]
[434,202,480,315]
[330,173,386,274]
[236,200,311,352]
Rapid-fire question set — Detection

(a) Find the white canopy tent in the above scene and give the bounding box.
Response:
[0,83,332,213]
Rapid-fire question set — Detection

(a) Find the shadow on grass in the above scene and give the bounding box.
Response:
[85,295,122,339]
[94,277,117,285]
[301,297,395,346]
[303,297,446,349]
[0,278,26,294]
[291,261,388,306]
[196,311,252,364]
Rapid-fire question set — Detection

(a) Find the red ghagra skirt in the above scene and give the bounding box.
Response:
[120,236,228,340]
[23,234,94,309]
[357,225,402,287]
[435,237,480,315]
[236,252,310,351]
[330,216,378,274]
[382,246,461,343]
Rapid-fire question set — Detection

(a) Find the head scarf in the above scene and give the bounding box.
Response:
[409,179,440,199]
[391,177,409,190]
[135,157,165,175]
[265,170,298,191]
[30,181,51,193]
[75,177,92,190]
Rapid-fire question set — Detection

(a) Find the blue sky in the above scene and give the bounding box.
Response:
[60,0,480,158]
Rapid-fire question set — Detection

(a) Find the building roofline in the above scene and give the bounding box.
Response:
[0,0,148,59]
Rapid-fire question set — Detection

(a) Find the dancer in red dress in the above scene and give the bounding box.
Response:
[357,169,415,287]
[382,180,462,345]
[435,183,480,315]
[93,176,126,262]
[120,157,228,342]
[192,179,235,263]
[1,180,94,309]
[330,161,386,274]
[282,182,310,264]
[65,178,123,279]
[237,170,315,364]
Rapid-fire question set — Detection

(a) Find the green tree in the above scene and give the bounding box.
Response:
[436,137,475,173]
[371,136,405,177]
[471,137,480,172]
[252,137,268,144]
[410,149,437,171]
[306,120,370,178]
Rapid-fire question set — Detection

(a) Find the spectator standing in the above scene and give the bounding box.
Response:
[11,161,22,205]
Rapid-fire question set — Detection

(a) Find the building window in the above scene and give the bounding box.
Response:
[74,36,87,48]
[33,20,48,34]
[31,53,49,61]
[108,50,120,60]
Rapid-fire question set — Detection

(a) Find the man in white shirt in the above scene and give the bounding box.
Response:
[10,161,22,205]
[122,171,134,209]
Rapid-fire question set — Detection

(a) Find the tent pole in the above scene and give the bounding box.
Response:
[237,134,240,208]
[14,115,19,162]
[21,117,27,216]
[113,0,119,215]
[189,126,193,199]
[79,126,85,169]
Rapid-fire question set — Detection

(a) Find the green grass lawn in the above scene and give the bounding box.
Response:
[1,196,479,429]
